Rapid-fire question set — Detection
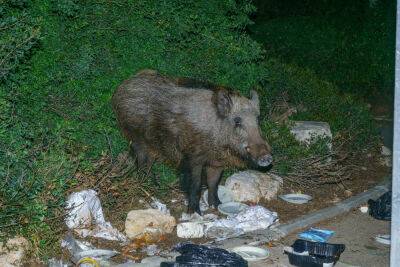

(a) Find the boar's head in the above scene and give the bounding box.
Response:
[213,89,273,167]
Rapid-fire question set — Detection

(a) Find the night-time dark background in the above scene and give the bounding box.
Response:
[0,0,395,260]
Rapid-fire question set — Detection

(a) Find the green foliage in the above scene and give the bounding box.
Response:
[50,0,79,17]
[261,59,377,148]
[0,0,40,81]
[251,0,395,97]
[0,0,264,256]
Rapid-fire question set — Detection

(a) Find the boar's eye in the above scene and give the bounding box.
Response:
[233,117,242,127]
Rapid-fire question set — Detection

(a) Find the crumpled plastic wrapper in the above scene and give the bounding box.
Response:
[65,189,127,242]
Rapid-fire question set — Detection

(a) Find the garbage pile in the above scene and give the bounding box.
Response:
[51,170,282,266]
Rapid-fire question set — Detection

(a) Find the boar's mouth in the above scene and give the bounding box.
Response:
[256,154,273,167]
[245,144,273,167]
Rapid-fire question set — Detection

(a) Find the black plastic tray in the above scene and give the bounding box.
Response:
[285,252,335,267]
[292,239,345,258]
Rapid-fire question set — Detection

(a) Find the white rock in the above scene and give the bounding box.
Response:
[177,222,205,238]
[0,236,29,267]
[258,173,283,201]
[224,171,283,203]
[125,209,176,239]
[290,121,332,148]
[381,146,392,156]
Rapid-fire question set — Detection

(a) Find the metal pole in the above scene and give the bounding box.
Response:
[391,0,400,264]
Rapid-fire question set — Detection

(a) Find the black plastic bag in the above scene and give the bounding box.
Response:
[368,191,391,221]
[161,243,248,267]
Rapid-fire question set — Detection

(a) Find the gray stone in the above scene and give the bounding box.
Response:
[0,236,29,267]
[125,209,176,239]
[224,171,283,203]
[290,121,332,147]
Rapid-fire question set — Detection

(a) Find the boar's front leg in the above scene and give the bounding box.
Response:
[206,166,223,209]
[181,156,204,215]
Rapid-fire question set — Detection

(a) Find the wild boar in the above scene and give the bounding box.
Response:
[112,70,272,214]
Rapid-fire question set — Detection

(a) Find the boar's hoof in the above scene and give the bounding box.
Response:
[208,197,221,210]
[187,205,202,216]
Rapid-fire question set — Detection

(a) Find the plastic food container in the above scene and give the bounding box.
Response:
[284,239,345,267]
[217,202,248,216]
[292,239,345,258]
[279,193,312,204]
[231,246,270,261]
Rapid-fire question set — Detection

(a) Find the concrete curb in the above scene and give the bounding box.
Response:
[276,181,390,237]
[219,178,391,247]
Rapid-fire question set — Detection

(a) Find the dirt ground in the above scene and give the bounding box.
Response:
[60,150,389,265]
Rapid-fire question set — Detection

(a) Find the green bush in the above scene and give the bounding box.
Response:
[0,0,379,258]
[251,0,395,97]
[0,0,40,82]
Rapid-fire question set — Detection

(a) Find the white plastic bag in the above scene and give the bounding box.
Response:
[65,189,127,242]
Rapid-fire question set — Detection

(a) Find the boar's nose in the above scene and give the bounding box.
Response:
[257,154,273,167]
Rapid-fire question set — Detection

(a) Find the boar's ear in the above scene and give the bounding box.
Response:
[250,90,260,111]
[213,89,232,117]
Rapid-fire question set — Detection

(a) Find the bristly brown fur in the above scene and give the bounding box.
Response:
[112,69,271,213]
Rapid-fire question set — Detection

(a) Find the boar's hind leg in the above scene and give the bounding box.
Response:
[130,142,154,172]
[181,156,204,215]
[206,166,223,209]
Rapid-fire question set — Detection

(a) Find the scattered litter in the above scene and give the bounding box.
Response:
[230,246,270,262]
[298,228,335,243]
[279,193,312,204]
[206,206,278,239]
[291,239,345,258]
[202,185,235,206]
[77,257,101,266]
[218,202,249,216]
[160,243,248,267]
[205,226,244,240]
[284,239,345,267]
[150,197,170,215]
[375,234,391,245]
[178,206,277,240]
[125,209,176,240]
[284,246,334,267]
[48,258,69,267]
[359,205,369,213]
[179,212,218,222]
[142,244,160,256]
[141,256,169,265]
[61,234,118,264]
[368,191,391,221]
[177,222,205,238]
[65,189,127,241]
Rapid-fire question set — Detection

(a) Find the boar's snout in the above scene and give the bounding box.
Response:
[246,143,273,167]
[257,154,273,167]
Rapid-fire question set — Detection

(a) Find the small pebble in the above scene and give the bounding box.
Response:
[344,190,353,197]
[360,206,369,213]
